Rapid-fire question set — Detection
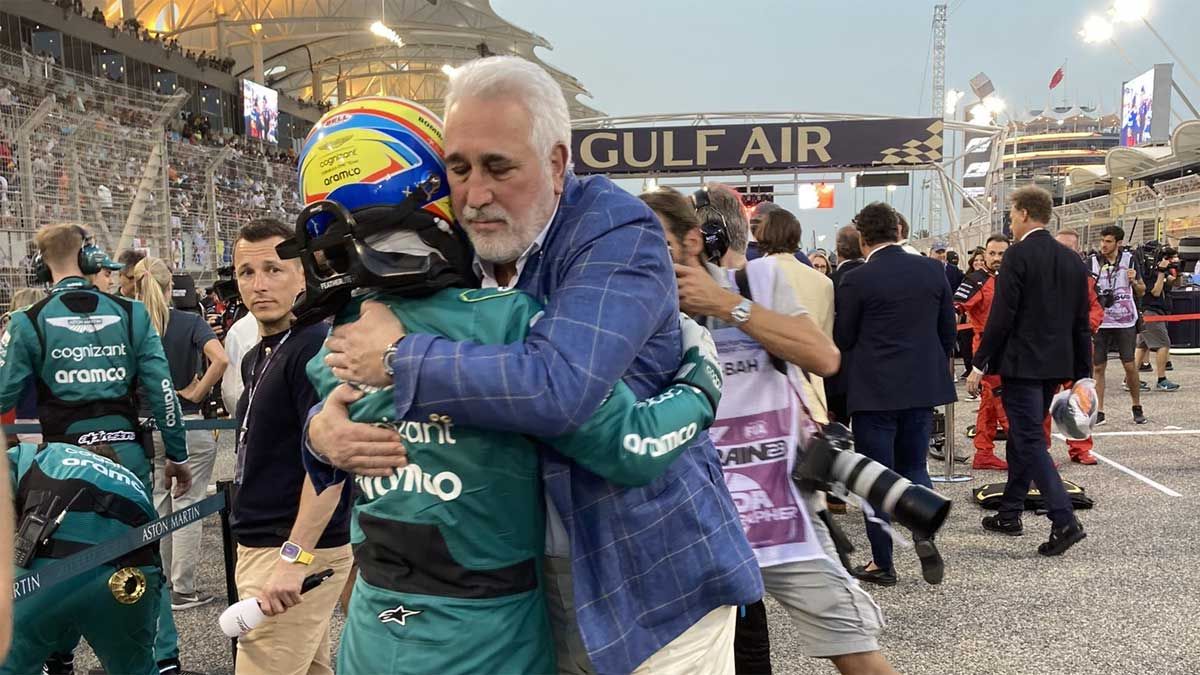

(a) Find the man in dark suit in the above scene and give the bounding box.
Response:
[967,186,1089,556]
[835,203,958,586]
[826,224,865,425]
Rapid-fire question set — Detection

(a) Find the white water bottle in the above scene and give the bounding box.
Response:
[219,598,266,638]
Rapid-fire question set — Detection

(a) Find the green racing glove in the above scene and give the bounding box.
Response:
[672,313,723,412]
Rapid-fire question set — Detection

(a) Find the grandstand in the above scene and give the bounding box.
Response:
[0,0,602,299]
[0,43,297,296]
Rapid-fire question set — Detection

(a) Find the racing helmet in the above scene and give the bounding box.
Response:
[279,96,475,325]
[1049,378,1099,441]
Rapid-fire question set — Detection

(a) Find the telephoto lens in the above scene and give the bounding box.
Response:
[793,423,952,540]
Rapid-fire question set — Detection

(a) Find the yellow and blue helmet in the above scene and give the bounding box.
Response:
[281,97,475,325]
[297,96,453,228]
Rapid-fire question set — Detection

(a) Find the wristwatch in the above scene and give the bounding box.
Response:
[730,298,753,326]
[280,541,314,566]
[381,338,403,378]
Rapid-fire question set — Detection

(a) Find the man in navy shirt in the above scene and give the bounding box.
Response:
[230,219,353,675]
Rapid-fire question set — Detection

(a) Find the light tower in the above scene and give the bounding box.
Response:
[928,3,947,240]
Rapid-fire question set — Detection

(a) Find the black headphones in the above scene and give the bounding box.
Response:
[33,226,107,283]
[692,188,731,265]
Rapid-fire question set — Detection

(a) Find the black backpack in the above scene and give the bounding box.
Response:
[973,480,1094,511]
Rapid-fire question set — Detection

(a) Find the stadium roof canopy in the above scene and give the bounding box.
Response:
[98,0,600,117]
[1066,119,1200,194]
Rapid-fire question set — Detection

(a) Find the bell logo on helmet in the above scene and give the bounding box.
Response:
[322,113,352,128]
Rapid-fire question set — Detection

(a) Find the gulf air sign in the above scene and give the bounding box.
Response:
[570,118,943,176]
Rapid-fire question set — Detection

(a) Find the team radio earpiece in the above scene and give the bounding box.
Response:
[692,188,731,265]
[32,226,108,283]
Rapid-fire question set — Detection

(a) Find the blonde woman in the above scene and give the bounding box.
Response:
[131,257,230,610]
[2,289,45,445]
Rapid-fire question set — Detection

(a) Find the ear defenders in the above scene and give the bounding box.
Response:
[33,226,106,283]
[692,188,731,265]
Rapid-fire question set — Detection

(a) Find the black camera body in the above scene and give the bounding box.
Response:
[792,423,951,540]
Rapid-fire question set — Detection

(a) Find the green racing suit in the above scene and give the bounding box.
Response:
[306,287,722,675]
[0,277,188,487]
[3,442,162,675]
[0,276,187,663]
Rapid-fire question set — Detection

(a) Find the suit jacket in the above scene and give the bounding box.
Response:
[945,263,965,293]
[972,229,1092,382]
[831,258,865,289]
[376,172,762,672]
[825,258,865,397]
[834,244,958,414]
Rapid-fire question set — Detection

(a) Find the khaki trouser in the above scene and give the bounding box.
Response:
[233,543,353,675]
[544,556,736,675]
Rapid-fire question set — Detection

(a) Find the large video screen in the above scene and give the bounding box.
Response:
[1122,64,1173,147]
[242,80,279,143]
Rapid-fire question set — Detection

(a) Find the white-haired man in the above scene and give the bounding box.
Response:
[310,57,762,674]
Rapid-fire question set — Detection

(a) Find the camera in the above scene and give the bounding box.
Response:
[212,265,245,332]
[1096,288,1116,309]
[792,423,952,540]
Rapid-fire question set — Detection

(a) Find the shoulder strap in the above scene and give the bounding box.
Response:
[733,267,832,425]
[733,267,788,377]
[104,292,136,346]
[22,294,55,352]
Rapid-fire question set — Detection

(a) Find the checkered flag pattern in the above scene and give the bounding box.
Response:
[878,120,944,164]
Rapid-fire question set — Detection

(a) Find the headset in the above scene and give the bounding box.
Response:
[692,187,731,264]
[32,225,108,284]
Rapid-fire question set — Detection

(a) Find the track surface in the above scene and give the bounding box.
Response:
[72,359,1200,674]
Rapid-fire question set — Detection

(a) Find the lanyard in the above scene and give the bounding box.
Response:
[235,329,292,484]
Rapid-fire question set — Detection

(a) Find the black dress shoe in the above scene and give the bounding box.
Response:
[981,514,1023,536]
[1038,518,1086,556]
[850,565,897,587]
[914,539,944,585]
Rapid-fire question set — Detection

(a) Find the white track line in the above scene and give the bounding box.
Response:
[1089,451,1183,497]
[1048,432,1186,496]
[1054,429,1200,438]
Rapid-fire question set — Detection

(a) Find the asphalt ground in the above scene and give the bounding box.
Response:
[69,357,1200,674]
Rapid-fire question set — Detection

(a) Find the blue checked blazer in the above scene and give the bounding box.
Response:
[385,173,762,672]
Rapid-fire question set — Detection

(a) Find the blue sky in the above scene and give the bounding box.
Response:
[493,0,1200,245]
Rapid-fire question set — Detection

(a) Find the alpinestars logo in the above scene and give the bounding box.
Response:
[378,605,421,626]
[46,315,121,334]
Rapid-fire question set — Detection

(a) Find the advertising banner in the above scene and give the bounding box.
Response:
[571,118,944,176]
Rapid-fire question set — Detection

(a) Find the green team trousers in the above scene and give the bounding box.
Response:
[48,440,177,666]
[338,573,556,675]
[2,564,162,675]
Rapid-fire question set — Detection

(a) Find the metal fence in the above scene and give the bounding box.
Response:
[0,45,297,301]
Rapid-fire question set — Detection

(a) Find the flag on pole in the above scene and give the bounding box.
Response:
[1049,62,1066,90]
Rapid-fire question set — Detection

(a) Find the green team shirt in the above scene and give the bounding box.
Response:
[307,287,714,574]
[0,278,187,463]
[8,442,157,570]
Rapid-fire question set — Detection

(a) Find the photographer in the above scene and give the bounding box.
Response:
[1135,246,1181,392]
[649,187,898,675]
[1090,225,1147,424]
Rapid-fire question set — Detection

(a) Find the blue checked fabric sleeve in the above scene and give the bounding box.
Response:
[387,213,675,436]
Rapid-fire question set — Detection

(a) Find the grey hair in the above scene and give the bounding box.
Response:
[445,56,572,164]
[698,183,749,255]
